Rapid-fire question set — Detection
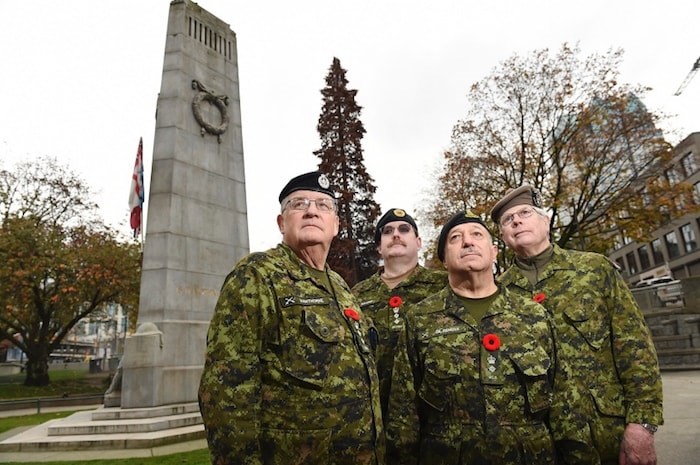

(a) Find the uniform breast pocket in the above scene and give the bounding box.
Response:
[508,343,552,415]
[418,364,460,412]
[564,306,610,350]
[417,335,469,412]
[281,309,345,389]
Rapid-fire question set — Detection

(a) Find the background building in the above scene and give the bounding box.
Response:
[609,132,700,284]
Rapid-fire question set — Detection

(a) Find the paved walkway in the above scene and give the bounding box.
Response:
[0,371,698,463]
[654,370,700,464]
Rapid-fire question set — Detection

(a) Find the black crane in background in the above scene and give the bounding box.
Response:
[674,56,700,96]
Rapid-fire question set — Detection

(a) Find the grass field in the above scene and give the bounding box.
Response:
[2,448,211,465]
[0,370,109,399]
[0,370,210,464]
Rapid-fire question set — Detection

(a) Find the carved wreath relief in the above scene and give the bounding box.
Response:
[191,80,230,143]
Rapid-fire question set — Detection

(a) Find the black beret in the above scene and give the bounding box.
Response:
[437,210,490,262]
[374,208,418,243]
[490,185,542,223]
[278,171,336,203]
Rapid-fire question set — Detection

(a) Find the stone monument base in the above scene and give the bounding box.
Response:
[0,402,205,453]
[115,321,209,409]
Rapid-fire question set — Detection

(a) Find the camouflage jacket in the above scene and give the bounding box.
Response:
[352,266,448,416]
[498,245,664,429]
[386,285,594,465]
[198,243,385,465]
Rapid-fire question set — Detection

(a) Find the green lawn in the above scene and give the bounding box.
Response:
[2,448,211,465]
[0,411,75,435]
[0,370,109,399]
[0,371,211,464]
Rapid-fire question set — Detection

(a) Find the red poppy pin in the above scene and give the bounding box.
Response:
[389,296,403,308]
[533,293,546,304]
[482,333,501,351]
[344,308,360,321]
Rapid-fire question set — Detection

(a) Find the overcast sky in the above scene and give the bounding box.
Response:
[1,0,698,253]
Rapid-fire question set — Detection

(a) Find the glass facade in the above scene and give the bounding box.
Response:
[651,238,664,265]
[681,223,697,252]
[665,231,681,259]
[638,244,651,270]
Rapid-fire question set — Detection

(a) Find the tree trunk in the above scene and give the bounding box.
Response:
[24,354,50,387]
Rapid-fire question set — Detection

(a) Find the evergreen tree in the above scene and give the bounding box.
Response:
[315,57,380,286]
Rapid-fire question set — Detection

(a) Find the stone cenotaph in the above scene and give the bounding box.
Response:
[113,0,249,409]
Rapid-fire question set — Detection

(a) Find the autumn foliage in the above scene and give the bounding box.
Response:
[0,157,141,386]
[421,44,696,269]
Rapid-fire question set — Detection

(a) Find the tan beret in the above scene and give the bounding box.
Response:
[490,185,541,223]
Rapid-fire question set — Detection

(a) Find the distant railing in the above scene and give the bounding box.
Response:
[631,282,684,310]
[0,394,104,414]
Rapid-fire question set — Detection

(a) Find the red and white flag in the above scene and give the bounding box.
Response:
[129,138,145,238]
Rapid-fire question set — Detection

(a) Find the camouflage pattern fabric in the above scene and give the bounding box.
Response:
[386,285,596,465]
[198,243,385,465]
[352,266,448,417]
[498,244,664,462]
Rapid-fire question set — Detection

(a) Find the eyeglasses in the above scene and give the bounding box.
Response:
[284,197,337,213]
[381,224,413,235]
[500,207,536,227]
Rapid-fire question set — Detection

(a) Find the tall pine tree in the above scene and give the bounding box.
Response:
[315,57,381,286]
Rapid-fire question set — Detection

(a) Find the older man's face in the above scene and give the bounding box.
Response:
[277,190,339,250]
[443,222,497,274]
[499,205,551,257]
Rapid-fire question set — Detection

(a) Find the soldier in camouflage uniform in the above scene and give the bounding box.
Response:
[352,208,447,417]
[491,185,663,465]
[387,211,595,465]
[198,171,385,465]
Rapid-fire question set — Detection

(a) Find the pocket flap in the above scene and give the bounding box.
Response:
[303,310,344,342]
[508,344,551,377]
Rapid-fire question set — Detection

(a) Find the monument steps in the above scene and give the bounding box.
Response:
[0,403,205,452]
[92,402,200,421]
[48,411,202,436]
[643,300,700,370]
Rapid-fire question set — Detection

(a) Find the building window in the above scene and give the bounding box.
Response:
[665,231,680,259]
[681,151,698,177]
[694,182,700,204]
[665,167,681,185]
[615,257,625,273]
[651,238,664,264]
[681,223,697,253]
[638,245,651,270]
[625,251,638,275]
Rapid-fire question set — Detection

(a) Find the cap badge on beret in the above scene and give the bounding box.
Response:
[532,189,542,208]
[278,170,336,203]
[374,207,418,243]
[318,174,330,189]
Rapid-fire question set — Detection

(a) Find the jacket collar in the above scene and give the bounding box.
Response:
[499,244,576,288]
